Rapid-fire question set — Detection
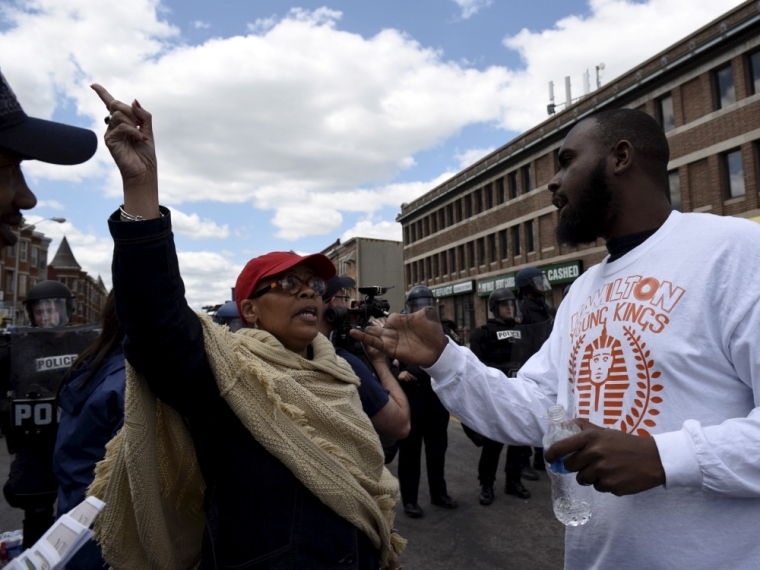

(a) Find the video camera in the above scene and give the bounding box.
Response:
[324,286,392,356]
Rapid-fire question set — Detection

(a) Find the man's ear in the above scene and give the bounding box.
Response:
[239,299,258,326]
[612,139,634,175]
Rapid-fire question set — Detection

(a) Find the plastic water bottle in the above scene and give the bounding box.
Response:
[542,404,593,526]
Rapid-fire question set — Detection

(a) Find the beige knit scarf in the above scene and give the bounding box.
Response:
[89,312,405,569]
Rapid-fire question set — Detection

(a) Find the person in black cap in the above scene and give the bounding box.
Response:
[0,70,96,549]
[319,275,410,441]
[0,70,97,248]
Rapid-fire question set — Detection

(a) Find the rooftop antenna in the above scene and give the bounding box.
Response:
[564,76,572,107]
[547,81,556,115]
[583,69,591,96]
[596,62,605,89]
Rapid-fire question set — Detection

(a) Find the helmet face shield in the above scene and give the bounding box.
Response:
[531,274,552,293]
[29,298,70,328]
[407,296,435,313]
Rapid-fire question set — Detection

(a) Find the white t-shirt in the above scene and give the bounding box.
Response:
[426,211,760,570]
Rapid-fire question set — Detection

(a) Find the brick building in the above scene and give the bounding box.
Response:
[47,236,108,325]
[0,223,52,325]
[320,236,405,313]
[397,1,760,343]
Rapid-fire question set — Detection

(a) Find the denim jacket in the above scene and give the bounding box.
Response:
[108,209,379,570]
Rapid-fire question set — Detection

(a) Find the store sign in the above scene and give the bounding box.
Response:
[543,261,581,285]
[476,261,581,296]
[476,273,516,297]
[431,280,474,298]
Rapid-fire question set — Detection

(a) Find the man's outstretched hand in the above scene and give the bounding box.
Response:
[349,307,448,367]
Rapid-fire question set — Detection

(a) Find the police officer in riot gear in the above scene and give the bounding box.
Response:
[396,286,457,518]
[3,281,96,548]
[22,280,76,328]
[515,267,556,326]
[515,267,556,475]
[468,288,532,504]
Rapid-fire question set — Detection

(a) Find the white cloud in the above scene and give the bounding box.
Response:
[170,208,230,239]
[193,20,210,29]
[500,0,744,131]
[452,0,493,19]
[341,219,402,242]
[0,0,745,243]
[455,146,496,169]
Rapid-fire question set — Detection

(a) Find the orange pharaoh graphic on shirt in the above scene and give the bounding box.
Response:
[568,275,687,436]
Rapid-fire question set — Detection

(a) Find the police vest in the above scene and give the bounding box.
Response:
[477,320,520,366]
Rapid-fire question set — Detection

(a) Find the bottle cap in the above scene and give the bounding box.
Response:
[547,404,566,421]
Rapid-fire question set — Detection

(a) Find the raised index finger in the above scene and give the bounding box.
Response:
[90,83,116,109]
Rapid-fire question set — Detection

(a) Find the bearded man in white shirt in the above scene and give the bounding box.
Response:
[353,108,760,570]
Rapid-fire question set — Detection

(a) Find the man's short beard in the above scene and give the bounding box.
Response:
[556,158,615,246]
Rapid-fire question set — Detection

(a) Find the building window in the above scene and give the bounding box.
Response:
[410,224,416,242]
[438,209,445,230]
[30,246,38,268]
[18,274,27,297]
[431,213,438,234]
[411,263,417,284]
[8,242,15,258]
[5,271,13,294]
[39,251,47,272]
[488,233,496,263]
[508,171,518,200]
[667,170,682,211]
[657,94,675,133]
[407,265,412,286]
[467,241,475,269]
[499,230,508,260]
[723,149,745,198]
[714,64,736,110]
[477,237,485,266]
[455,200,462,222]
[403,227,409,245]
[464,195,472,218]
[474,191,482,215]
[418,260,425,282]
[433,256,439,278]
[749,50,760,95]
[496,178,505,204]
[521,164,532,194]
[441,251,448,275]
[447,204,454,226]
[423,218,430,237]
[512,226,521,256]
[59,277,67,286]
[457,245,464,272]
[485,184,493,210]
[19,241,27,262]
[526,220,535,253]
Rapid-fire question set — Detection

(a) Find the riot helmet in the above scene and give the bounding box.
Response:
[406,285,435,313]
[488,287,519,321]
[213,301,244,333]
[22,280,75,328]
[516,267,551,299]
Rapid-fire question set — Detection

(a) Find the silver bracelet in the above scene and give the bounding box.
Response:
[119,204,145,222]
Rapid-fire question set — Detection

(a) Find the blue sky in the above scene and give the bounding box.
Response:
[0,0,742,307]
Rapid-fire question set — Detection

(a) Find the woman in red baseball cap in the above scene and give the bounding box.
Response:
[86,85,404,570]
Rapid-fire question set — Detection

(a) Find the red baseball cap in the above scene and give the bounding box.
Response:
[235,251,336,317]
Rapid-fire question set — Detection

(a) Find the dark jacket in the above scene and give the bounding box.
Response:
[53,349,126,515]
[108,209,379,570]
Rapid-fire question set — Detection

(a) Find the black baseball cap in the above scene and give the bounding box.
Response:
[322,275,356,302]
[0,69,97,164]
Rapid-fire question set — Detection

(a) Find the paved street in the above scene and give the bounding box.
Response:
[0,420,565,569]
[387,418,565,570]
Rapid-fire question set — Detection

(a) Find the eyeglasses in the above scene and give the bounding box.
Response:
[252,274,327,299]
